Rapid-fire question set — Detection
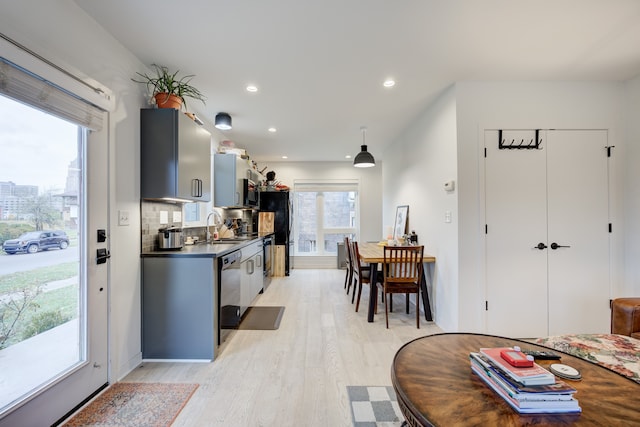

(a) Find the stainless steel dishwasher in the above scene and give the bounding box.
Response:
[218,250,241,345]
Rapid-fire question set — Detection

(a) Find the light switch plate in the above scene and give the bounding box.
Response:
[173,211,182,223]
[160,211,168,224]
[445,211,452,223]
[118,210,130,226]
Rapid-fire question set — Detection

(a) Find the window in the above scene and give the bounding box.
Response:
[293,180,358,256]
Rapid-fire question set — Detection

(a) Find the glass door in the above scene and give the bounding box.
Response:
[0,92,109,425]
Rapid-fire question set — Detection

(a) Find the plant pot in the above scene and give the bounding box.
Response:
[154,93,182,110]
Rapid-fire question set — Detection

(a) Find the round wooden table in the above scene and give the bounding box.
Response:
[391,333,640,426]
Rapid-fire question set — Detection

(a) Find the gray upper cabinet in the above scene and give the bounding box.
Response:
[214,153,253,208]
[141,108,211,202]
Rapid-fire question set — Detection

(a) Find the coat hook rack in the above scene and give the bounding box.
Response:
[498,129,542,150]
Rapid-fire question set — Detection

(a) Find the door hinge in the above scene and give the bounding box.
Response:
[606,145,615,157]
[609,223,612,233]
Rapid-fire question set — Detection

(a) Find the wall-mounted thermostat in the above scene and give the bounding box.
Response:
[444,180,455,192]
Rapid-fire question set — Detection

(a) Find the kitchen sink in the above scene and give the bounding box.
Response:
[217,235,259,242]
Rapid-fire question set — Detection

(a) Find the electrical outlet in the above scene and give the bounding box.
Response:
[445,211,452,223]
[118,210,130,226]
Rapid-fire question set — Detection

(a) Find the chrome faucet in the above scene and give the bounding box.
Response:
[206,210,223,242]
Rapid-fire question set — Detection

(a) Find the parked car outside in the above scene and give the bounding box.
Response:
[2,230,70,254]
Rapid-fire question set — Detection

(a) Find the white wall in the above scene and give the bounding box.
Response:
[382,86,459,331]
[455,81,628,332]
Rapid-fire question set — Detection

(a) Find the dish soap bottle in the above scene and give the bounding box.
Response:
[213,226,219,241]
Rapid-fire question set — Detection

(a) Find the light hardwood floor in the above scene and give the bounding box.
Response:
[123,269,443,427]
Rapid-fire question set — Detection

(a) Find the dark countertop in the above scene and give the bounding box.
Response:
[141,235,268,258]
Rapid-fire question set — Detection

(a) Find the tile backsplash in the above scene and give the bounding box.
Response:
[140,201,184,252]
[140,201,259,252]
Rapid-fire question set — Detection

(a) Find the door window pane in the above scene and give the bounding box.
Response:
[0,95,83,414]
[323,191,355,228]
[295,192,318,253]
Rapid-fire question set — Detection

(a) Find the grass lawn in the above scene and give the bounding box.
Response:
[0,263,78,348]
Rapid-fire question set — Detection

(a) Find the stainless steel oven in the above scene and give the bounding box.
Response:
[218,249,241,345]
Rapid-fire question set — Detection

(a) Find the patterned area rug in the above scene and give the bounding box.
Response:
[347,386,404,427]
[63,382,198,427]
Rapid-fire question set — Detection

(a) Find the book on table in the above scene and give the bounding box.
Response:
[470,352,581,414]
[480,347,556,386]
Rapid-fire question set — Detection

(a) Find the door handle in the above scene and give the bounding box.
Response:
[534,242,547,250]
[96,248,111,264]
[550,242,571,250]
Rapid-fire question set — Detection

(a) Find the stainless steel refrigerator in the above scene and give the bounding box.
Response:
[259,191,291,275]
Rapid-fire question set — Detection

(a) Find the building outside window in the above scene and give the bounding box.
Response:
[293,180,359,256]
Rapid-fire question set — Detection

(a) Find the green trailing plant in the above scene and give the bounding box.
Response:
[132,64,206,110]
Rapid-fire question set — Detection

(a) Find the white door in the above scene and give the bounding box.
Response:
[485,130,549,337]
[546,130,610,335]
[0,94,109,424]
[485,129,610,338]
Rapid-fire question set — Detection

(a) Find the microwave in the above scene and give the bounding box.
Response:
[243,178,258,207]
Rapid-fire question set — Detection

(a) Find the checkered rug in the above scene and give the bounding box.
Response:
[347,386,404,427]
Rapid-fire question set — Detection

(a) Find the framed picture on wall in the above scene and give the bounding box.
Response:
[393,205,409,241]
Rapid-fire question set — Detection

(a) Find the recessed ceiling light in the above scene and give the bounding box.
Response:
[268,127,277,133]
[282,156,288,159]
[383,79,396,88]
[345,155,352,159]
[246,85,258,92]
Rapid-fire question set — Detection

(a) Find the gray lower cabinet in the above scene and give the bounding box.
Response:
[142,257,217,360]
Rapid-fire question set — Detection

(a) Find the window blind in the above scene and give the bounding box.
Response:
[0,57,105,131]
[293,179,359,193]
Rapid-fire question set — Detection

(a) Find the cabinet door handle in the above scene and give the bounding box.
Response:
[247,259,254,275]
[191,179,204,197]
[191,179,198,197]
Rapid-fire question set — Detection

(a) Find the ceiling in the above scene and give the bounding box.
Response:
[76,0,640,164]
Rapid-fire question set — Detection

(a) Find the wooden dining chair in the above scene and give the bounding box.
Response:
[377,245,424,328]
[343,236,355,294]
[352,241,378,311]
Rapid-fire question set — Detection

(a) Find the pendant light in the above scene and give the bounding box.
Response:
[353,126,375,168]
[215,112,232,130]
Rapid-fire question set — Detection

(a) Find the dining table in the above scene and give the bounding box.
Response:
[357,242,436,323]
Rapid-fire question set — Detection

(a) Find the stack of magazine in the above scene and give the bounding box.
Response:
[470,348,581,414]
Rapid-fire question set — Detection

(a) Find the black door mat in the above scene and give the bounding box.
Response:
[238,306,285,330]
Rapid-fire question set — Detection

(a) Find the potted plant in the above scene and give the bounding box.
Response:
[132,64,206,110]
